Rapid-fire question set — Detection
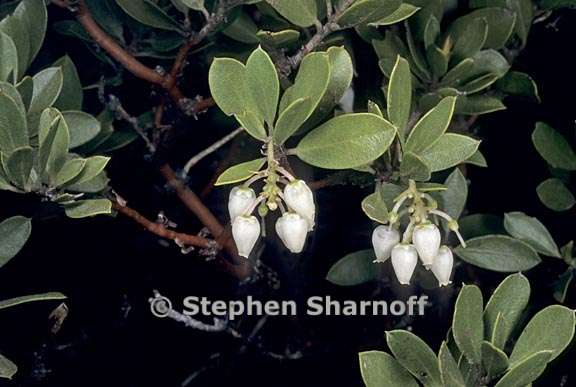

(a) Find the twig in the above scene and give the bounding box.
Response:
[287,0,357,70]
[182,127,243,176]
[113,202,213,248]
[107,95,156,152]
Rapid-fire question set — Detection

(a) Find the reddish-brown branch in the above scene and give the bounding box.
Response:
[113,202,212,248]
[159,164,251,278]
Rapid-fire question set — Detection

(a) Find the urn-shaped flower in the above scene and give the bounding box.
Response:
[391,244,418,285]
[413,223,441,268]
[284,180,315,230]
[276,212,308,253]
[372,226,400,263]
[431,246,454,287]
[232,215,260,258]
[228,186,256,220]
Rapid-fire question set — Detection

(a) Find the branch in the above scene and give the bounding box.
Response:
[288,0,357,70]
[182,127,243,177]
[113,202,213,248]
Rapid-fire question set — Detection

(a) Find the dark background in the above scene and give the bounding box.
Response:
[0,5,575,387]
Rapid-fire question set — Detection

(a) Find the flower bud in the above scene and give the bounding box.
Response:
[232,215,260,258]
[275,212,308,253]
[431,246,454,287]
[228,186,256,221]
[372,226,400,263]
[413,223,441,269]
[284,180,315,230]
[391,244,418,285]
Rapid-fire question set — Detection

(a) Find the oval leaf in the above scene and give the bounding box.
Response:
[0,216,31,268]
[326,249,378,286]
[215,158,266,186]
[453,285,484,364]
[359,351,419,387]
[503,212,560,257]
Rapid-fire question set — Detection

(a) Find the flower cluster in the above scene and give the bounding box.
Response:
[371,181,466,287]
[229,148,315,258]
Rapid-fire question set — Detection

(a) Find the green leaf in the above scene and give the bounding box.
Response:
[540,0,576,9]
[3,146,33,189]
[16,76,33,111]
[494,351,552,387]
[453,285,483,364]
[484,273,530,350]
[532,122,576,170]
[64,199,112,219]
[459,214,505,239]
[465,150,487,167]
[279,52,331,124]
[439,169,468,222]
[537,178,575,211]
[420,133,480,172]
[54,158,87,187]
[303,46,354,129]
[0,32,17,82]
[442,59,475,86]
[509,305,575,366]
[16,0,47,66]
[454,235,541,272]
[406,97,456,154]
[553,269,573,303]
[504,212,560,257]
[38,109,70,183]
[115,0,183,31]
[222,12,259,44]
[326,249,378,286]
[0,216,31,268]
[450,8,516,49]
[67,171,109,193]
[0,90,28,153]
[53,56,84,111]
[70,155,110,186]
[460,73,501,94]
[62,111,101,149]
[257,29,300,47]
[0,11,30,79]
[451,18,488,63]
[337,0,402,29]
[265,0,318,27]
[246,47,279,127]
[386,330,442,387]
[215,158,266,186]
[177,0,205,11]
[273,98,312,145]
[400,152,431,181]
[0,352,17,380]
[455,95,506,115]
[426,45,449,78]
[29,67,64,114]
[438,341,466,387]
[0,292,66,310]
[235,110,267,140]
[359,351,419,387]
[361,191,389,224]
[423,16,440,49]
[368,4,421,26]
[481,341,509,380]
[209,58,251,116]
[387,56,412,132]
[295,113,396,169]
[495,71,540,103]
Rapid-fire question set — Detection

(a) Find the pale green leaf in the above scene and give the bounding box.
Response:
[453,285,484,364]
[0,292,66,310]
[504,212,560,257]
[115,0,183,31]
[481,341,509,380]
[361,191,388,223]
[406,97,456,154]
[246,46,279,127]
[0,90,28,153]
[326,249,378,286]
[29,67,63,114]
[273,97,312,145]
[53,56,84,111]
[54,158,86,187]
[359,351,419,387]
[532,122,576,170]
[369,4,421,26]
[438,341,466,387]
[215,158,266,186]
[265,0,318,27]
[62,111,101,149]
[3,146,33,189]
[400,152,431,181]
[420,133,480,172]
[295,113,396,169]
[337,0,402,29]
[387,56,412,132]
[64,199,112,219]
[0,32,17,82]
[0,216,31,268]
[439,169,468,222]
[450,7,516,49]
[454,235,541,272]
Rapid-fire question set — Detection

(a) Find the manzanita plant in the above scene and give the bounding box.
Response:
[0,0,575,384]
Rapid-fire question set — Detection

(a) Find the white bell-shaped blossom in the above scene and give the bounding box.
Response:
[284,180,315,230]
[372,226,400,263]
[431,246,454,287]
[391,244,418,285]
[228,186,257,220]
[232,215,260,258]
[413,223,441,269]
[275,212,308,253]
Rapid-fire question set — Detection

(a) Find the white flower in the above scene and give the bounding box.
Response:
[431,246,454,287]
[413,223,441,269]
[284,180,315,230]
[391,244,418,285]
[232,215,260,258]
[275,212,308,253]
[372,226,400,263]
[228,186,257,220]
